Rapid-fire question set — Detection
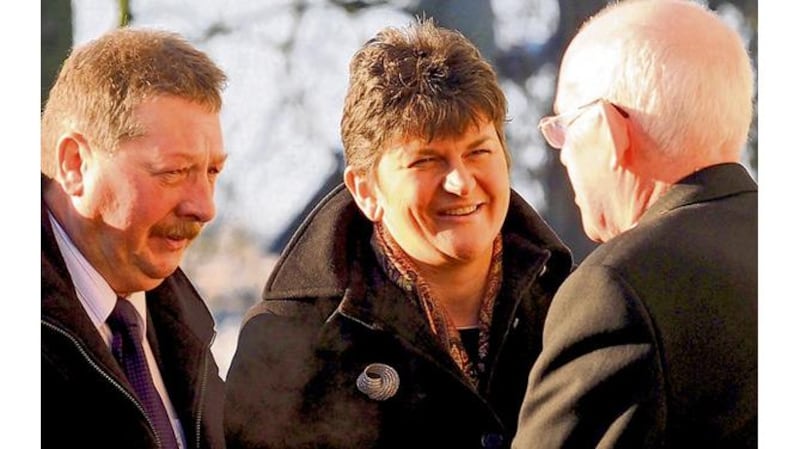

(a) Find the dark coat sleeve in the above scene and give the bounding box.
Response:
[224,303,326,449]
[511,264,666,449]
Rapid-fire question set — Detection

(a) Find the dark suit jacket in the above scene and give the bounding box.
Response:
[512,163,757,448]
[41,179,226,449]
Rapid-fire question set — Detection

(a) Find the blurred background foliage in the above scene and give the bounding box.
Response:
[41,0,757,376]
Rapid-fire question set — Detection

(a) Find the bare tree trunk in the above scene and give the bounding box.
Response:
[41,0,72,110]
[119,0,132,27]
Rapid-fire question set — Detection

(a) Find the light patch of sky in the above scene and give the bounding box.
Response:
[491,0,558,49]
[517,63,557,196]
[716,4,751,43]
[504,79,549,212]
[292,6,366,149]
[218,4,413,243]
[292,5,414,148]
[526,63,557,104]
[72,0,116,43]
[487,0,559,214]
[240,5,299,47]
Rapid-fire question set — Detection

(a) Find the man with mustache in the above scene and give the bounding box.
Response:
[41,28,228,449]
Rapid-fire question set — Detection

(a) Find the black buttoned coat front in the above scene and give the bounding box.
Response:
[224,184,572,449]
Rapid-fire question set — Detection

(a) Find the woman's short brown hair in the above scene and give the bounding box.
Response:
[341,18,508,174]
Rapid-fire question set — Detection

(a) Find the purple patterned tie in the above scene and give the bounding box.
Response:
[108,298,180,449]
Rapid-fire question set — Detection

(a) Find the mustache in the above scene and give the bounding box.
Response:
[151,221,204,241]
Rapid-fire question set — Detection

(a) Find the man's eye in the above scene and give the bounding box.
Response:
[160,168,189,179]
[208,166,223,178]
[409,157,436,168]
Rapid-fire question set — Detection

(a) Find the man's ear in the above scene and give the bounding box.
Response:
[56,132,90,196]
[343,166,383,222]
[601,101,631,169]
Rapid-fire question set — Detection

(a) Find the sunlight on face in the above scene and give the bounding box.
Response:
[80,95,227,292]
[554,45,621,243]
[555,104,609,242]
[372,118,510,268]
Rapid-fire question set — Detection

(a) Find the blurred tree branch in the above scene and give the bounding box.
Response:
[119,0,132,27]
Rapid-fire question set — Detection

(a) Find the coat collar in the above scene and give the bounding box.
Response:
[261,183,573,386]
[263,183,572,302]
[262,183,359,300]
[640,163,757,225]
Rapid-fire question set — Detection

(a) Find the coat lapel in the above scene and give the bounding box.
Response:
[641,163,757,224]
[333,236,463,379]
[483,233,549,385]
[146,272,215,445]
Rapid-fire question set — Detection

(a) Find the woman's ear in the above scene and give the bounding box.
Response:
[601,101,631,169]
[343,166,383,222]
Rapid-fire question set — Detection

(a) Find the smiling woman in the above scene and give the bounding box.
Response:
[365,118,509,270]
[223,18,574,449]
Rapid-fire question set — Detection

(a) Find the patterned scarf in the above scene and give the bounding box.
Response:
[371,222,503,388]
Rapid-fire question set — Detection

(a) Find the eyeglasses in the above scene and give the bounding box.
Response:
[538,98,629,149]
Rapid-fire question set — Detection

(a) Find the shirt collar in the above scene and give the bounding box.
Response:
[48,212,148,332]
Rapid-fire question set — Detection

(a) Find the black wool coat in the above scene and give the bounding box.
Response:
[224,184,572,449]
[512,163,758,449]
[41,179,226,449]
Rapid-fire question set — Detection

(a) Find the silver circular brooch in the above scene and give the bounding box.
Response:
[356,363,400,401]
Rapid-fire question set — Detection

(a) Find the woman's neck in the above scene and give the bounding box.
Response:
[415,251,492,327]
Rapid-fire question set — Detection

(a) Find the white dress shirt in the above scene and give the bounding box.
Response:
[49,212,187,448]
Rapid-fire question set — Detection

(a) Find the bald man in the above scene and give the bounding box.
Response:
[512,1,756,448]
